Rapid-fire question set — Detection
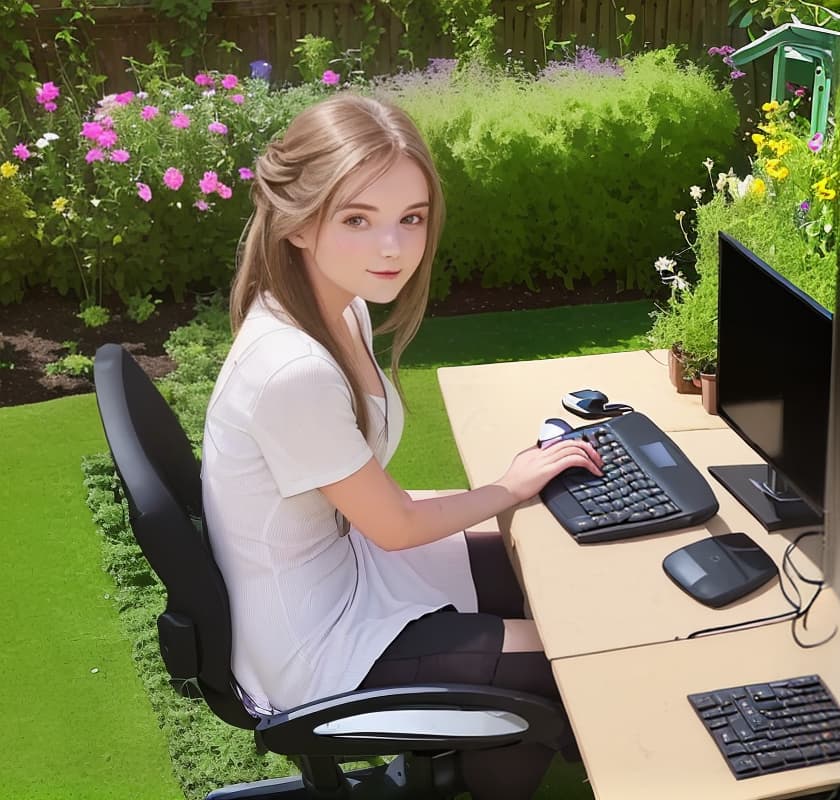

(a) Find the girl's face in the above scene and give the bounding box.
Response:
[291,155,430,318]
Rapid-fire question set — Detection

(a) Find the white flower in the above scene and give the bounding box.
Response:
[44,132,59,141]
[689,185,705,201]
[654,256,677,273]
[137,91,148,99]
[202,89,216,97]
[716,172,729,191]
[671,273,691,292]
[703,157,714,171]
[735,175,754,198]
[825,223,833,234]
[35,137,49,148]
[90,198,101,207]
[674,210,686,221]
[182,103,194,110]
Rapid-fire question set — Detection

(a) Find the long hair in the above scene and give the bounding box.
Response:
[230,94,445,439]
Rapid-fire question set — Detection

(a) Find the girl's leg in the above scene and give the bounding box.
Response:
[464,530,525,619]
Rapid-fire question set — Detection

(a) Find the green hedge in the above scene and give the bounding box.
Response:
[1,47,739,309]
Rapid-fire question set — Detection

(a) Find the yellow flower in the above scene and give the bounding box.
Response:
[768,139,791,157]
[0,160,19,179]
[751,133,766,149]
[52,196,69,213]
[750,178,766,197]
[813,176,837,201]
[762,100,780,114]
[765,159,789,180]
[758,123,778,135]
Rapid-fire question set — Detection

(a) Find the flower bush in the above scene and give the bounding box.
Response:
[0,61,326,316]
[648,98,838,377]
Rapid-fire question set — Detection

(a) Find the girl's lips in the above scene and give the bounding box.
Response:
[368,270,401,279]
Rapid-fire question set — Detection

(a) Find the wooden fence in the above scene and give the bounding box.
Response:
[24,0,763,95]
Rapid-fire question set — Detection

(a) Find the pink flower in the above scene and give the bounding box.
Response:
[217,183,232,199]
[238,167,254,181]
[12,143,31,160]
[229,93,245,105]
[85,148,105,163]
[114,91,135,105]
[140,105,159,120]
[163,167,184,190]
[208,121,228,135]
[43,101,57,112]
[36,81,60,105]
[808,132,824,153]
[81,121,104,141]
[110,149,130,163]
[730,70,746,80]
[194,199,210,211]
[98,115,114,128]
[171,112,191,129]
[136,182,152,202]
[321,70,340,86]
[221,74,239,90]
[199,170,219,194]
[97,129,119,148]
[194,73,214,87]
[795,87,807,98]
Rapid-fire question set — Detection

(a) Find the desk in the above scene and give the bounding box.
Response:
[438,349,840,800]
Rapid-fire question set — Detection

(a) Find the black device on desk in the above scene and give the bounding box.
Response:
[710,233,832,532]
[539,412,719,543]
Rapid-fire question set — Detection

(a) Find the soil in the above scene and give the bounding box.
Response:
[0,276,650,408]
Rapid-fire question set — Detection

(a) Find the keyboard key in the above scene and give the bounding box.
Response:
[756,751,784,769]
[731,755,760,774]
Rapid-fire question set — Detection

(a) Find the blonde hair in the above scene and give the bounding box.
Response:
[230,94,445,439]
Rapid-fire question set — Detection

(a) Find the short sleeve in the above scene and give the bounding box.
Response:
[250,355,373,497]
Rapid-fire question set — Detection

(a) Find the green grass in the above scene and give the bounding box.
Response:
[3,299,653,799]
[0,394,181,800]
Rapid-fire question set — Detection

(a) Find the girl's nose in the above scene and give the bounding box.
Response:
[380,227,401,258]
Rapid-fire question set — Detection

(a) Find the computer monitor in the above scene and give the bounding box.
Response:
[708,233,833,531]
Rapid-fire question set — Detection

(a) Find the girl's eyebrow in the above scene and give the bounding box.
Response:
[335,200,430,213]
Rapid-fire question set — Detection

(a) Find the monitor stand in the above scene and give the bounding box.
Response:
[708,464,822,532]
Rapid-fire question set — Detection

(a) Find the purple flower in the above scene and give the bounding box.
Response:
[163,167,184,190]
[81,121,104,141]
[795,87,807,98]
[85,148,105,163]
[238,166,254,181]
[722,55,734,67]
[194,73,214,87]
[171,112,191,129]
[800,200,811,212]
[36,81,60,105]
[208,121,228,135]
[229,93,245,105]
[250,60,272,81]
[110,149,130,163]
[97,129,119,148]
[322,69,340,86]
[221,74,238,90]
[140,105,159,120]
[42,101,57,112]
[540,46,624,79]
[199,170,219,194]
[808,132,824,153]
[114,91,135,105]
[194,199,210,211]
[12,143,31,160]
[730,70,746,80]
[707,46,722,56]
[217,183,232,199]
[137,182,152,202]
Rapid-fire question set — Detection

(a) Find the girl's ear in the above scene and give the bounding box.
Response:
[288,231,307,248]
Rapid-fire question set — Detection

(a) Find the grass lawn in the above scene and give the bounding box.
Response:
[0,394,181,800]
[2,299,653,799]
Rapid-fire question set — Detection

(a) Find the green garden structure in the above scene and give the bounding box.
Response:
[730,21,840,135]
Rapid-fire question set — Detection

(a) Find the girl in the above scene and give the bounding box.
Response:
[202,93,601,799]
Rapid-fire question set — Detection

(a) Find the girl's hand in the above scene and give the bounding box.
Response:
[498,439,603,503]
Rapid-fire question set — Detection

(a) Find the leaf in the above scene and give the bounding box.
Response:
[112,234,123,246]
[625,13,636,22]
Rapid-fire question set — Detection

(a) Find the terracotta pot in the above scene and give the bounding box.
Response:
[700,372,718,415]
[668,347,701,395]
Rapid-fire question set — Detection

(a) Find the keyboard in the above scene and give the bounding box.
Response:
[689,675,840,779]
[539,412,719,543]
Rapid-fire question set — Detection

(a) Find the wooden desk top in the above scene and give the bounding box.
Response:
[554,596,840,800]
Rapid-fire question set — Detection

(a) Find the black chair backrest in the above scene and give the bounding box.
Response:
[93,343,255,729]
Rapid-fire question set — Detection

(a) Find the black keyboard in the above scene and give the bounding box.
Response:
[540,412,719,543]
[689,675,840,779]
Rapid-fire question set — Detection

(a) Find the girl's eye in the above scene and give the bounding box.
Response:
[402,213,425,225]
[343,215,367,227]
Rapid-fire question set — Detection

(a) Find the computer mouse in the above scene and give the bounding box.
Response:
[562,389,634,420]
[537,417,573,448]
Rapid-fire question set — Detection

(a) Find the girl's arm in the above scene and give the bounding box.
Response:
[320,438,602,551]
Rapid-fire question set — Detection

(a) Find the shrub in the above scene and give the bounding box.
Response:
[378,46,740,297]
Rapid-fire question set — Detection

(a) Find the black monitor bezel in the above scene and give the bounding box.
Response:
[716,231,833,515]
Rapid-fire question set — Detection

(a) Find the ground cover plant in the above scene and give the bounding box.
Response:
[80,297,654,799]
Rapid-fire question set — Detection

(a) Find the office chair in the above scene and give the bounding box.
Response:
[92,343,571,800]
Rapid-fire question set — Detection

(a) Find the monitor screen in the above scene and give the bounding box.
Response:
[716,233,833,515]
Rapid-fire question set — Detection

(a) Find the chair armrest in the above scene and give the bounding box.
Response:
[257,683,565,756]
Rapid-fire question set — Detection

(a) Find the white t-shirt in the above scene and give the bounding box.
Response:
[201,294,478,713]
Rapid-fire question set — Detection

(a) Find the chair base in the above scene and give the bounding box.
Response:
[205,753,463,800]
